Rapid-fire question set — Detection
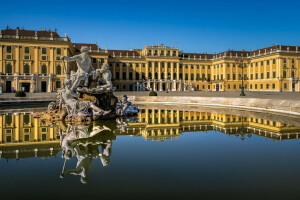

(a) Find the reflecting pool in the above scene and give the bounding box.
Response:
[1,106,300,199]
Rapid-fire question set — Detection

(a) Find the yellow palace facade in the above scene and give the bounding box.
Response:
[0,27,300,92]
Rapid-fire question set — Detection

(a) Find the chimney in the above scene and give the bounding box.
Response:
[48,28,51,32]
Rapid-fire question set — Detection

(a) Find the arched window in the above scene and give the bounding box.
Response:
[136,72,140,80]
[167,73,171,79]
[5,64,12,74]
[173,73,177,79]
[24,64,30,74]
[129,72,133,80]
[155,73,158,79]
[283,71,286,78]
[142,73,145,80]
[41,65,47,75]
[179,73,183,79]
[149,72,152,79]
[196,73,201,80]
[292,71,295,78]
[185,73,188,80]
[56,65,61,75]
[191,73,194,80]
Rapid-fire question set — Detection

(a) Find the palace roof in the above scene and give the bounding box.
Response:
[1,28,61,38]
[73,43,100,52]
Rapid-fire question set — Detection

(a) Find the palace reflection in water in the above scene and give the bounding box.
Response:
[0,109,300,183]
[1,109,300,157]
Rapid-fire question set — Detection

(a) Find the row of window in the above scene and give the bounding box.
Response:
[109,62,211,69]
[4,64,62,75]
[4,46,62,54]
[148,50,177,56]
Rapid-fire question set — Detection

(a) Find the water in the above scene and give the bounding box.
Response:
[1,105,300,200]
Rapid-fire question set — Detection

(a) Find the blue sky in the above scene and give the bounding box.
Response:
[2,0,300,53]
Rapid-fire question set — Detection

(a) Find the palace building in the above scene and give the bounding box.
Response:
[0,27,300,93]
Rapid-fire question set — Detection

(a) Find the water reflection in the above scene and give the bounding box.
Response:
[1,108,300,183]
[58,122,115,183]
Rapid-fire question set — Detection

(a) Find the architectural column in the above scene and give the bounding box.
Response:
[177,63,180,80]
[48,74,52,92]
[63,48,68,74]
[153,80,156,91]
[166,63,169,80]
[179,80,182,91]
[152,109,155,124]
[147,80,150,89]
[15,46,20,73]
[158,109,161,123]
[30,75,34,92]
[171,110,174,123]
[126,63,129,81]
[159,81,162,91]
[50,127,54,140]
[15,114,20,142]
[113,63,116,79]
[34,46,39,74]
[133,63,136,80]
[158,62,161,80]
[14,75,19,91]
[120,63,123,80]
[152,62,155,80]
[172,80,176,91]
[171,62,174,80]
[188,64,191,81]
[145,62,149,79]
[176,110,180,123]
[34,118,39,142]
[50,47,54,74]
[0,45,3,73]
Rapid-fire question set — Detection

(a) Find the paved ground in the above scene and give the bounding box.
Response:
[0,91,300,101]
[115,91,300,100]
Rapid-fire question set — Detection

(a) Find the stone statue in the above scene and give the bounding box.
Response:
[116,95,139,116]
[61,78,110,119]
[96,63,113,91]
[61,46,97,91]
[33,45,138,122]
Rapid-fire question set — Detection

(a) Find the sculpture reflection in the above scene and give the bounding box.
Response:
[58,121,116,183]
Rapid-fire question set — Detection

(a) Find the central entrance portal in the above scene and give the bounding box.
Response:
[41,81,47,92]
[6,81,11,92]
[216,83,219,91]
[21,83,30,92]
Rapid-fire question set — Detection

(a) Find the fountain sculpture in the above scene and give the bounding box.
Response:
[33,46,138,122]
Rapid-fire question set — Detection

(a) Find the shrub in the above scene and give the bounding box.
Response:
[149,91,157,96]
[15,91,26,97]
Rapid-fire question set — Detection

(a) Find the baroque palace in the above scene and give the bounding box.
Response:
[0,27,300,93]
